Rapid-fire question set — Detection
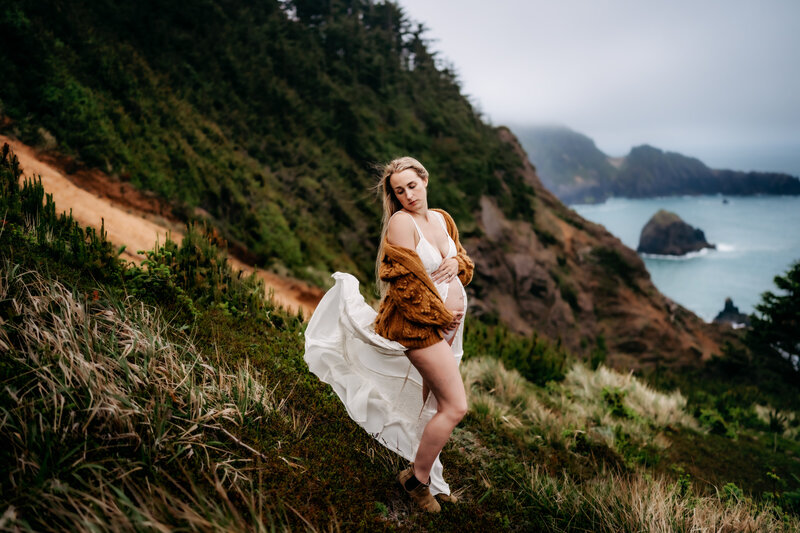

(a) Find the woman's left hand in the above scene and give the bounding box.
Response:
[431,257,459,284]
[442,310,464,334]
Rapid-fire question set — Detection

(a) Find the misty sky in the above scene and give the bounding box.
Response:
[399,0,800,175]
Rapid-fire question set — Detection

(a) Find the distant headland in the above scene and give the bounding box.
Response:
[514,125,800,204]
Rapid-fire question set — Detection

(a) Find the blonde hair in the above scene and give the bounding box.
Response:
[374,156,429,296]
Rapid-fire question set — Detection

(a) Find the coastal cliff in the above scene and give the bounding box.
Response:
[464,129,721,368]
[2,3,799,530]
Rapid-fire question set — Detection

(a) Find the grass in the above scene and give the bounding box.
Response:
[0,260,287,530]
[2,251,800,530]
[2,145,800,529]
[461,358,800,531]
[519,464,793,532]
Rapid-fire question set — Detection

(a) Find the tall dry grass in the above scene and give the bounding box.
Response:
[0,260,286,531]
[462,357,799,532]
[462,357,696,453]
[755,404,800,441]
[520,464,797,532]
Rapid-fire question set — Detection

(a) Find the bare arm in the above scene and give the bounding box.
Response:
[386,212,417,251]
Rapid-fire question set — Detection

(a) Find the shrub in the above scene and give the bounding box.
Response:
[0,143,123,279]
[463,319,567,385]
[698,408,734,438]
[125,223,268,317]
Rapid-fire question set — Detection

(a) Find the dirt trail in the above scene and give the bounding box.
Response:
[1,135,324,317]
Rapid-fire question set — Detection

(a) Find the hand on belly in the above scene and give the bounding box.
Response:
[443,278,464,314]
[442,278,465,335]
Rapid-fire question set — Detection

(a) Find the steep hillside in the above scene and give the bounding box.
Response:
[513,125,617,203]
[0,133,324,316]
[3,147,798,531]
[468,129,722,368]
[515,125,800,204]
[0,0,728,368]
[0,0,530,287]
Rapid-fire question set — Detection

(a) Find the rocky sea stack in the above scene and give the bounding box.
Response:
[637,210,716,255]
[713,298,751,327]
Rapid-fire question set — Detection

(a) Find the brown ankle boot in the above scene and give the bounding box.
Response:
[397,464,441,513]
[437,492,458,504]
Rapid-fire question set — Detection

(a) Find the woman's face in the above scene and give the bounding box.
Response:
[389,168,428,213]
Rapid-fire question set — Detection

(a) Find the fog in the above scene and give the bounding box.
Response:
[399,0,800,174]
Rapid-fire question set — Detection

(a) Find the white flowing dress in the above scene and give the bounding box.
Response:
[304,211,467,496]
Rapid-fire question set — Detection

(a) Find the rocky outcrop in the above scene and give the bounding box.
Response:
[460,128,723,370]
[713,298,751,327]
[637,210,716,256]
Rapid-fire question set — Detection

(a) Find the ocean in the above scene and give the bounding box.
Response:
[572,195,800,322]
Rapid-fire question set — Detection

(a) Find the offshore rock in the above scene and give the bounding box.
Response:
[637,210,715,256]
[713,298,751,327]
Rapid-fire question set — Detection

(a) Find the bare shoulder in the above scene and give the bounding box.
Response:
[386,211,417,249]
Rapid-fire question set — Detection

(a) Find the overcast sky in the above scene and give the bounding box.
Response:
[398,0,800,175]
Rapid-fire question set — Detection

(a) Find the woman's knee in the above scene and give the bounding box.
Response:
[442,395,468,423]
[454,398,468,421]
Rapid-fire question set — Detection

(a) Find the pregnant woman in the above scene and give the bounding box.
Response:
[304,157,473,513]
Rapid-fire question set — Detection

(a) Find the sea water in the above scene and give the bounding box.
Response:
[572,196,800,322]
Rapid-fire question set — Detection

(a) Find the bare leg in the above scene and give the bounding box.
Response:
[405,339,467,483]
[422,325,459,403]
[422,326,459,402]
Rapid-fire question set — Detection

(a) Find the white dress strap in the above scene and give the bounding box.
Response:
[407,212,425,240]
[433,211,448,232]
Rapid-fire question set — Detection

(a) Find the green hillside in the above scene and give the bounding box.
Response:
[0,0,726,369]
[513,125,617,203]
[0,0,531,287]
[2,146,799,530]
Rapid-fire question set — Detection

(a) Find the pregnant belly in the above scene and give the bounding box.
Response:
[443,277,465,314]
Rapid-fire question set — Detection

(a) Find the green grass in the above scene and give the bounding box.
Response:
[3,247,800,530]
[2,144,800,530]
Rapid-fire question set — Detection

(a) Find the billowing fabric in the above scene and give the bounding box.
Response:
[303,208,472,497]
[304,273,460,495]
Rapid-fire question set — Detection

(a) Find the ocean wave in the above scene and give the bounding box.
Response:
[716,243,736,252]
[640,248,714,261]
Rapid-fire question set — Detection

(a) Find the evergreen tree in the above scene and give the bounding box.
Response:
[749,260,800,373]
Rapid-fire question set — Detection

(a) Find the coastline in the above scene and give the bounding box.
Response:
[573,195,800,321]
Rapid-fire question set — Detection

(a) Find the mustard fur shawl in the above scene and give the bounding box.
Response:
[373,209,474,349]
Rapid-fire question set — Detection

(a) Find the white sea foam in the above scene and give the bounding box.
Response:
[640,248,714,261]
[716,243,735,252]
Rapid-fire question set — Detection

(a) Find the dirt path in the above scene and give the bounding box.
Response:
[1,135,323,317]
